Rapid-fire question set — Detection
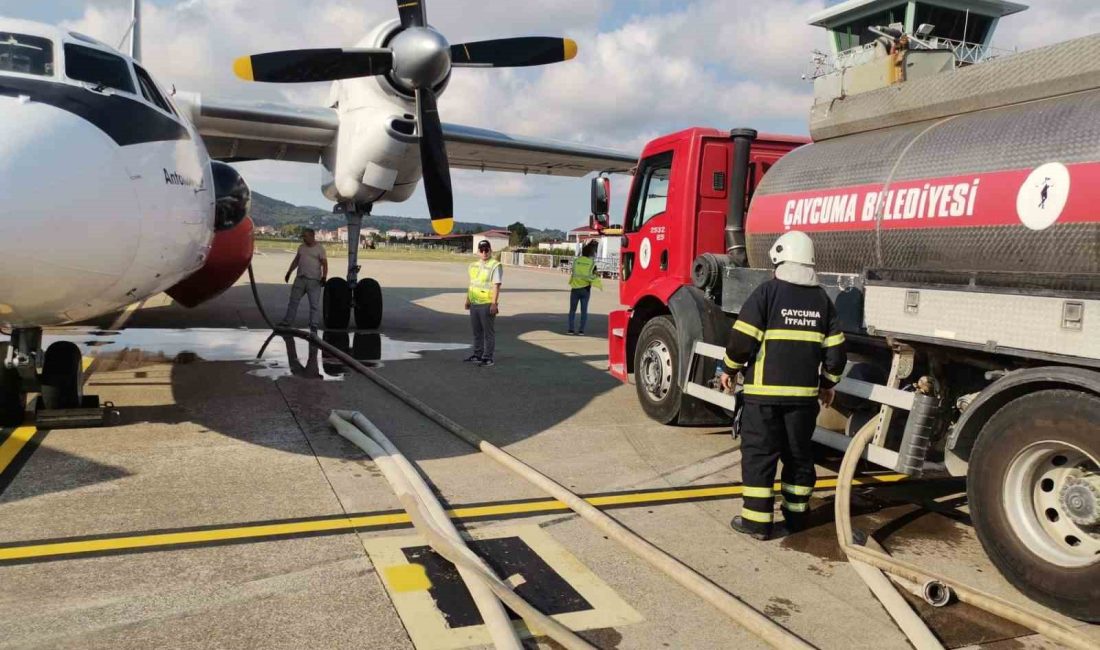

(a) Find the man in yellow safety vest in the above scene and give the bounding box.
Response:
[464,239,503,367]
[567,240,602,335]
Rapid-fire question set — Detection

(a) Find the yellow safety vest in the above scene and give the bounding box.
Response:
[468,259,501,304]
[569,256,602,290]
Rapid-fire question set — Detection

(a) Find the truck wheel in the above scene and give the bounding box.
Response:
[968,389,1100,622]
[634,316,683,425]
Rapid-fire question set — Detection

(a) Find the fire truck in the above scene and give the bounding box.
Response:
[596,0,1099,622]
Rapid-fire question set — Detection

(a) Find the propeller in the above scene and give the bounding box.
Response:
[232,0,579,235]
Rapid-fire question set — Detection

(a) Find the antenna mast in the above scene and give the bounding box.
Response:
[130,0,141,61]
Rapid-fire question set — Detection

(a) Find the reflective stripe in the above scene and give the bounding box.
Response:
[732,320,764,341]
[742,486,774,498]
[740,508,774,523]
[781,483,813,496]
[751,339,767,387]
[724,355,744,370]
[781,500,808,513]
[823,371,842,383]
[823,333,845,348]
[742,384,820,398]
[764,329,824,343]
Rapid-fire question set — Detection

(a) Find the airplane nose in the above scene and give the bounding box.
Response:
[0,94,141,326]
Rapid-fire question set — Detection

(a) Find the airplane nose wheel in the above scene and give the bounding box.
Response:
[0,364,26,427]
[354,278,383,330]
[39,341,84,410]
[323,277,352,330]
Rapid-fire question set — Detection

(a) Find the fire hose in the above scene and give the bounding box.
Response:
[247,264,813,649]
[835,420,1098,650]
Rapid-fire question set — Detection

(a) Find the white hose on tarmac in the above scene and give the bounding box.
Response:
[340,367,814,650]
[835,423,1098,650]
[247,266,810,649]
[327,411,594,650]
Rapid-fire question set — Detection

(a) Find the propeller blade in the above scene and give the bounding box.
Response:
[233,48,393,83]
[396,0,425,28]
[415,87,453,235]
[450,37,578,68]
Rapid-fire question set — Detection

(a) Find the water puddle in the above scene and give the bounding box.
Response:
[36,328,467,381]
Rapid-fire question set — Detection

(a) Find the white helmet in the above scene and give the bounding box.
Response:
[769,231,815,266]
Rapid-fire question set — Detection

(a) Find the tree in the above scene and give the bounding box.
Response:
[507,221,529,248]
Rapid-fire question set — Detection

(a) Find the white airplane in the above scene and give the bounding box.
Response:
[0,0,635,425]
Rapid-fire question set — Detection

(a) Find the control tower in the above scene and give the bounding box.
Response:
[807,0,1029,106]
[810,0,1027,65]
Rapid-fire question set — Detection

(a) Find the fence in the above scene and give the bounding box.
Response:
[501,252,620,279]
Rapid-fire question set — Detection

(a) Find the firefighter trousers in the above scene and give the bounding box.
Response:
[738,401,819,535]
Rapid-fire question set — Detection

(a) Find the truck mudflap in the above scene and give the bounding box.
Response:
[608,309,630,382]
[668,286,731,425]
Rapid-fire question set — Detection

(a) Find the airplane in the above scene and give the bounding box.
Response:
[0,0,637,426]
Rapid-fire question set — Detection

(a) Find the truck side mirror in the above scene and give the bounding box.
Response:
[591,176,610,217]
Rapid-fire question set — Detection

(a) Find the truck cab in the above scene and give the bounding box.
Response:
[606,128,806,422]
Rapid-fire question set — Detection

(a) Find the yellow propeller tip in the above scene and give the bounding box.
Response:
[432,217,454,236]
[563,38,578,61]
[232,56,254,81]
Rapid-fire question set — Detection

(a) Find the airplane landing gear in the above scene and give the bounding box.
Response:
[324,202,383,331]
[0,328,114,428]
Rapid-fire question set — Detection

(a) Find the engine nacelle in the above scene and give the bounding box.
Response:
[166,162,254,308]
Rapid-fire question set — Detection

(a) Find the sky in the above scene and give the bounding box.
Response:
[3,0,1097,231]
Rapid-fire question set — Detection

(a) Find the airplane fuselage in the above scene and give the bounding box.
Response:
[0,19,217,328]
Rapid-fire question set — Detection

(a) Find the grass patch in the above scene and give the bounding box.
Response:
[254,239,474,263]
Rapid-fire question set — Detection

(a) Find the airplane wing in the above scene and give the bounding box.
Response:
[173,93,637,174]
[173,92,339,164]
[441,123,636,176]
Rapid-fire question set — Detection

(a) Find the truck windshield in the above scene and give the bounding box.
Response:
[626,151,674,231]
[0,33,54,76]
[64,43,134,94]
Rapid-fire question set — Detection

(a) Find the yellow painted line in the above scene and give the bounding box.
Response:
[0,427,38,476]
[0,474,908,564]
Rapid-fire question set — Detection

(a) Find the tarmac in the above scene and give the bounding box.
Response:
[1,250,1097,649]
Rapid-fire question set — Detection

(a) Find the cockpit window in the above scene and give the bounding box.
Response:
[64,43,134,94]
[133,64,174,114]
[0,32,54,77]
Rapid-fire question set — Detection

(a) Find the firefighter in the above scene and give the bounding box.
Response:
[719,230,847,540]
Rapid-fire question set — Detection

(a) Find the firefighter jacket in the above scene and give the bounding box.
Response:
[723,278,847,404]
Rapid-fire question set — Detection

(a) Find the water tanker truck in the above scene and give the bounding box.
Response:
[598,8,1100,622]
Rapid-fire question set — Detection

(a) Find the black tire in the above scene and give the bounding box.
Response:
[353,278,383,330]
[968,389,1100,622]
[323,277,351,330]
[633,316,683,425]
[40,341,83,410]
[0,366,25,427]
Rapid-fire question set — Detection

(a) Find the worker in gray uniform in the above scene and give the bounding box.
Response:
[720,230,847,540]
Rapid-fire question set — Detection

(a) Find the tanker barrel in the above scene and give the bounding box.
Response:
[726,128,758,267]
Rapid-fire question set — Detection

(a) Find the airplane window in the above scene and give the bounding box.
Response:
[133,64,174,114]
[0,32,54,77]
[64,43,135,94]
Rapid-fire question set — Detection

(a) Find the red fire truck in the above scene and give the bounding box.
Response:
[595,36,1100,620]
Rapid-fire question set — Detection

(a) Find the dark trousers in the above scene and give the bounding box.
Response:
[469,303,496,359]
[739,401,819,534]
[568,286,591,332]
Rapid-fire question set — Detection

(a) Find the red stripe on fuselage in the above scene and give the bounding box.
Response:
[748,162,1100,234]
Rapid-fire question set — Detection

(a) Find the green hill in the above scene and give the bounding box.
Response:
[249,191,566,239]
